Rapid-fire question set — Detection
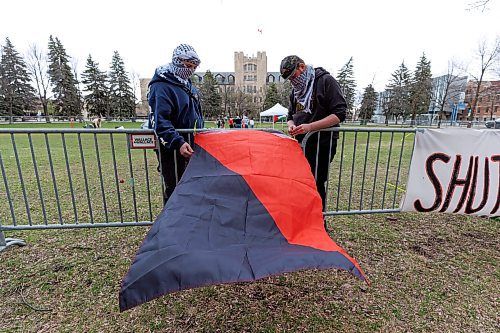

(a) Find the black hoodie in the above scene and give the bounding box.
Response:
[287,67,347,142]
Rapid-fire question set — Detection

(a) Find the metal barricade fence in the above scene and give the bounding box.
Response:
[0,127,417,251]
[302,127,417,216]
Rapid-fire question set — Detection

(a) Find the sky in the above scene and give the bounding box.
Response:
[1,0,499,92]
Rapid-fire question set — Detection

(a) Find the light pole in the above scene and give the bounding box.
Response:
[218,75,232,118]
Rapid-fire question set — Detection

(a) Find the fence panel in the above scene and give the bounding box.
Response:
[1,127,417,248]
[302,127,417,216]
[0,128,163,232]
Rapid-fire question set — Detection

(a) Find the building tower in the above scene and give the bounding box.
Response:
[234,51,268,104]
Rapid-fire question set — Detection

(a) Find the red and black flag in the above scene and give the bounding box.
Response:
[119,130,368,311]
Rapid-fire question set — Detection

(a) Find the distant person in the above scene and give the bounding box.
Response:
[228,117,234,128]
[234,116,242,128]
[249,118,255,128]
[281,55,346,212]
[148,43,204,205]
[92,115,102,128]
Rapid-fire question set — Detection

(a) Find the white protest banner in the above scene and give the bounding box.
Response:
[401,128,499,217]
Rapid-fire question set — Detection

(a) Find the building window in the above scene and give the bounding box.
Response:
[244,63,257,72]
[215,74,225,84]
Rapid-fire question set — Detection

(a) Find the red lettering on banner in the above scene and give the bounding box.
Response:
[413,153,449,212]
[490,155,500,215]
[439,155,473,213]
[464,157,490,214]
[414,153,499,215]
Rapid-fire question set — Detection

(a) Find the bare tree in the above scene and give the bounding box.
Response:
[465,37,500,126]
[130,70,140,119]
[229,88,254,117]
[467,0,492,11]
[429,61,467,128]
[26,44,51,122]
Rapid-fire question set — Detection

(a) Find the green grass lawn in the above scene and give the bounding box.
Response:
[1,213,497,332]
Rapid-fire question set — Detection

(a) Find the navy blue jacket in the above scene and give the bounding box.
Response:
[148,71,204,150]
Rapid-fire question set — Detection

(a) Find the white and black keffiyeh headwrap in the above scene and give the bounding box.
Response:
[290,65,315,114]
[156,44,201,85]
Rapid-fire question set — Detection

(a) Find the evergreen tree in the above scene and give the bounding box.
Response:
[108,51,135,119]
[336,57,357,117]
[81,54,109,118]
[409,53,432,122]
[47,36,81,117]
[263,83,281,110]
[359,84,378,121]
[0,37,37,119]
[386,62,412,123]
[198,70,222,118]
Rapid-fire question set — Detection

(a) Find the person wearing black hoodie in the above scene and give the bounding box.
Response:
[148,44,204,204]
[280,55,347,212]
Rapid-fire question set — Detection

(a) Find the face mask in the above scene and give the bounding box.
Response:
[290,70,308,90]
[174,65,196,80]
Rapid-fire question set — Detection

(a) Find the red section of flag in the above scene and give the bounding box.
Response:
[195,130,367,280]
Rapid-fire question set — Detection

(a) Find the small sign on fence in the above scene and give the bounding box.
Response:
[129,134,157,149]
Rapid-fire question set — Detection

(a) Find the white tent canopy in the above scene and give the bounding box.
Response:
[259,103,288,117]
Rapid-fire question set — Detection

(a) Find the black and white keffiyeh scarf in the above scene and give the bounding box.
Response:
[290,65,315,113]
[156,44,201,86]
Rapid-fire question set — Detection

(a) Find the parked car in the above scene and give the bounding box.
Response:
[485,119,500,129]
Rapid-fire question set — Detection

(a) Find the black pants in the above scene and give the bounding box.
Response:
[157,146,188,205]
[304,139,338,211]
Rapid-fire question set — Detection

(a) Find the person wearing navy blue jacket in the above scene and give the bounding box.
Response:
[148,44,204,204]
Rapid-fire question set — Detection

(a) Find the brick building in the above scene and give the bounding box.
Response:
[461,80,500,121]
